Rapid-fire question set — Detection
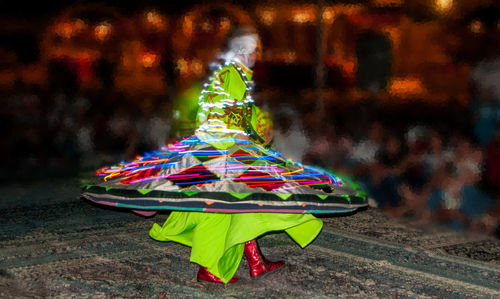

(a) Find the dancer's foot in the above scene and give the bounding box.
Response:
[244,240,285,277]
[197,266,238,283]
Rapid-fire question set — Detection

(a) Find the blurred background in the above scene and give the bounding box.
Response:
[0,0,498,233]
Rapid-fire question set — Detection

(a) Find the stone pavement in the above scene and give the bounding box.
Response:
[0,177,499,298]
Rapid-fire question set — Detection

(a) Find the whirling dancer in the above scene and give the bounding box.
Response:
[82,27,367,284]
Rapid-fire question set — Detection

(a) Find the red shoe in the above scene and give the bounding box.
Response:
[197,266,238,284]
[244,240,285,277]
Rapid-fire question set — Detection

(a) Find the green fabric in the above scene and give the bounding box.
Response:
[228,192,252,200]
[149,212,322,283]
[171,83,202,137]
[137,189,152,195]
[183,191,198,197]
[250,105,273,144]
[275,193,293,200]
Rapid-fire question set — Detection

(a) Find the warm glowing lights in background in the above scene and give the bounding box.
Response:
[55,18,114,42]
[56,22,74,39]
[371,0,404,8]
[256,4,361,26]
[4,2,495,103]
[469,19,483,34]
[182,16,194,37]
[434,0,454,14]
[50,3,370,73]
[200,20,213,33]
[94,21,112,41]
[191,59,204,76]
[176,58,204,77]
[282,51,297,64]
[257,8,276,26]
[176,58,188,75]
[388,77,427,98]
[291,6,316,24]
[55,19,87,39]
[322,8,336,25]
[141,52,158,68]
[145,11,166,31]
[219,17,231,32]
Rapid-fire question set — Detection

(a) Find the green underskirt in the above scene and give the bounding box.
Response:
[149,211,323,283]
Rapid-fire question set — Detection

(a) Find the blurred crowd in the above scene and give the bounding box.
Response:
[1,73,498,236]
[1,80,171,178]
[272,90,499,236]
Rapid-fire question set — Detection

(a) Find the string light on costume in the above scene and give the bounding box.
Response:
[195,58,256,136]
[96,134,344,194]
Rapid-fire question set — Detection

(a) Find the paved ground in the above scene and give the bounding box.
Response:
[0,177,499,298]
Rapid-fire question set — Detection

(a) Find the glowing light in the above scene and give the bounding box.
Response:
[322,8,335,24]
[372,0,403,7]
[58,22,74,39]
[141,52,158,68]
[200,21,213,32]
[258,8,276,26]
[176,58,188,76]
[219,17,231,31]
[182,16,193,36]
[191,59,203,75]
[434,0,453,13]
[283,51,297,63]
[94,22,112,41]
[55,19,86,39]
[292,10,315,24]
[470,20,483,34]
[75,19,87,31]
[145,11,166,30]
[388,77,427,97]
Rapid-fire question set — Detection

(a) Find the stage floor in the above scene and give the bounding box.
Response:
[1,177,499,297]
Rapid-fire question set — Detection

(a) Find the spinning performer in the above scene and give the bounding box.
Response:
[82,27,367,284]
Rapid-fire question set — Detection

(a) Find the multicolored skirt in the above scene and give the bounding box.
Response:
[82,135,367,214]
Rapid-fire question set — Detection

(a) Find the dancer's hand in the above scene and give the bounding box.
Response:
[263,128,273,145]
